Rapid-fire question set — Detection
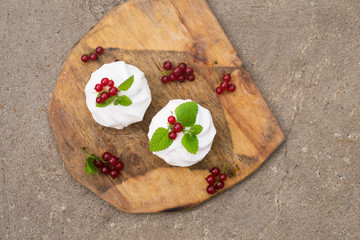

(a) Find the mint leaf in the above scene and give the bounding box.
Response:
[189,125,203,136]
[114,95,132,106]
[85,158,97,175]
[181,133,199,154]
[175,101,198,127]
[96,93,116,108]
[149,127,173,152]
[118,75,134,91]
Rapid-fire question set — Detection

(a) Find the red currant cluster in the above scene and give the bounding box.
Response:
[205,165,228,194]
[94,152,124,179]
[215,73,236,95]
[94,77,119,104]
[81,46,104,62]
[167,115,183,140]
[161,61,195,84]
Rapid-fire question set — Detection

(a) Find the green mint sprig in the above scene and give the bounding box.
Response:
[96,75,134,107]
[82,147,105,175]
[149,101,203,154]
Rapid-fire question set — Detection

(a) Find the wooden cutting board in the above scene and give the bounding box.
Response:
[49,0,284,213]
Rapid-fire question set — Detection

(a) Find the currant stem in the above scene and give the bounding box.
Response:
[222,163,228,174]
[160,70,172,76]
[212,61,221,83]
[82,147,106,163]
[86,49,96,55]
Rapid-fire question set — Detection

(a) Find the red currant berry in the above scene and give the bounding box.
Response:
[216,87,223,95]
[178,62,187,71]
[168,131,177,140]
[100,92,110,101]
[168,116,176,124]
[173,67,181,76]
[94,84,103,92]
[108,86,118,96]
[169,73,177,81]
[81,54,89,62]
[173,122,183,132]
[108,80,114,87]
[220,81,228,91]
[185,67,194,76]
[206,184,216,194]
[115,161,124,171]
[101,78,109,86]
[228,84,236,92]
[109,156,119,166]
[102,152,112,161]
[101,166,110,174]
[210,167,221,176]
[178,75,185,82]
[206,175,215,185]
[96,97,103,104]
[161,75,170,84]
[95,46,103,55]
[90,53,97,60]
[110,169,119,179]
[219,173,227,181]
[215,180,225,189]
[93,159,104,168]
[163,61,172,70]
[187,74,195,81]
[223,74,231,82]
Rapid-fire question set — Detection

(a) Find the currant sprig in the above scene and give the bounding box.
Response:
[213,61,236,94]
[81,46,104,62]
[206,163,228,194]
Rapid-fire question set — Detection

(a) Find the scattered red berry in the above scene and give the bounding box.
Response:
[219,173,227,181]
[168,131,177,140]
[215,180,225,189]
[206,175,216,185]
[168,116,176,124]
[101,78,109,86]
[163,61,172,70]
[95,84,103,92]
[100,92,110,101]
[173,67,181,77]
[81,54,90,62]
[178,75,185,82]
[102,152,112,161]
[161,75,170,84]
[108,80,114,87]
[101,166,110,175]
[223,74,231,82]
[228,84,236,92]
[110,169,119,179]
[206,185,217,194]
[115,161,124,170]
[173,122,183,133]
[185,67,193,75]
[108,156,119,166]
[96,97,103,104]
[178,62,187,71]
[220,81,228,91]
[187,74,195,81]
[94,159,104,168]
[95,46,104,55]
[216,87,223,95]
[210,167,221,176]
[169,73,177,81]
[90,53,97,60]
[108,86,118,96]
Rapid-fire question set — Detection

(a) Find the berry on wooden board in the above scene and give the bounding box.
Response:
[160,61,196,84]
[81,46,104,62]
[83,148,124,179]
[205,163,229,194]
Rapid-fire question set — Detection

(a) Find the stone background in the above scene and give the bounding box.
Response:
[1,0,359,239]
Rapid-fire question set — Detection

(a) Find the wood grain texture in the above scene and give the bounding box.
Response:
[49,0,284,213]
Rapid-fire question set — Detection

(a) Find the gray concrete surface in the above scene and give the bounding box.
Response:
[1,0,359,239]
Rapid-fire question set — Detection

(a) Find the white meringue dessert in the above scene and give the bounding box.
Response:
[85,61,151,129]
[148,99,216,167]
